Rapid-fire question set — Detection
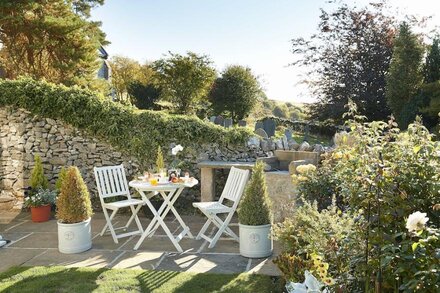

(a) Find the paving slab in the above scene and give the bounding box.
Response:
[0,211,30,224]
[0,220,28,233]
[9,232,58,249]
[248,257,281,276]
[0,248,47,272]
[1,232,32,244]
[23,249,120,268]
[110,251,164,269]
[8,219,57,233]
[157,253,249,274]
[123,235,202,253]
[200,239,240,254]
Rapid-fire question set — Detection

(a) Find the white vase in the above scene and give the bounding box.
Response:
[57,218,92,254]
[239,223,273,258]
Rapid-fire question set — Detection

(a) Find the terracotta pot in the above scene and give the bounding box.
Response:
[31,204,51,222]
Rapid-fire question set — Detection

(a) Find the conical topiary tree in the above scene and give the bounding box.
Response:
[56,166,93,224]
[55,166,67,191]
[30,154,49,190]
[238,160,272,225]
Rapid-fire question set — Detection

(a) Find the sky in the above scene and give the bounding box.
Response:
[91,0,440,104]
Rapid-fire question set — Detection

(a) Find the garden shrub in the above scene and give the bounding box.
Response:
[30,154,48,190]
[0,78,251,167]
[289,103,440,291]
[273,199,363,289]
[55,166,67,191]
[238,161,272,226]
[56,166,93,223]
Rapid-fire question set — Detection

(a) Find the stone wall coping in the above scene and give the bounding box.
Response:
[197,161,255,169]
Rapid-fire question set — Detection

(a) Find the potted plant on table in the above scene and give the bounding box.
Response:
[238,160,273,258]
[56,166,93,254]
[24,188,57,222]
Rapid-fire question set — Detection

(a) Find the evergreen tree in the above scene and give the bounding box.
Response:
[209,65,261,122]
[424,38,440,83]
[385,22,424,126]
[238,161,272,226]
[30,154,48,190]
[0,0,107,87]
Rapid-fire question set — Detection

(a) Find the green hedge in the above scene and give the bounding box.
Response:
[0,78,251,166]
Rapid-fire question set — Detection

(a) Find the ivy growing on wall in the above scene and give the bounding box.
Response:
[0,78,251,166]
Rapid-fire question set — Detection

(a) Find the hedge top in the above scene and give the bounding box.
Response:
[0,78,252,166]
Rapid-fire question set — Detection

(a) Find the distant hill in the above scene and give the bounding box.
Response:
[247,98,308,125]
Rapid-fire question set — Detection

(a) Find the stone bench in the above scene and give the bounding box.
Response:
[197,161,255,202]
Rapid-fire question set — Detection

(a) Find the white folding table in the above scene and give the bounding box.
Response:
[129,179,198,252]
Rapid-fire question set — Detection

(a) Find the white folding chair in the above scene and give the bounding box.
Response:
[94,164,144,244]
[193,167,250,248]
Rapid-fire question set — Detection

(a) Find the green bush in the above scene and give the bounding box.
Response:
[56,166,93,223]
[55,166,67,191]
[0,78,251,167]
[238,161,272,225]
[273,200,363,289]
[30,154,48,190]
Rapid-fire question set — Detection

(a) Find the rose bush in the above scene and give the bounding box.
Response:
[277,103,440,291]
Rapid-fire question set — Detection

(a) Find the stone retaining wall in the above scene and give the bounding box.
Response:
[0,107,324,212]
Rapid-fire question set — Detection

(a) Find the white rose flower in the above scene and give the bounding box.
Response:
[406,211,429,232]
[171,144,184,155]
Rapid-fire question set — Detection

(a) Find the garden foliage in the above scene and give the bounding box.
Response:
[0,78,251,167]
[238,161,272,226]
[55,167,67,191]
[209,65,261,122]
[30,154,49,190]
[282,102,440,291]
[273,200,363,290]
[56,166,93,224]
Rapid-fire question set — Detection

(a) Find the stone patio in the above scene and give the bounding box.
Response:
[0,210,281,276]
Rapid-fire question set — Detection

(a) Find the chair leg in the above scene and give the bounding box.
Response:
[208,223,226,249]
[100,208,117,236]
[196,218,212,240]
[102,208,119,244]
[129,204,144,234]
[213,214,239,241]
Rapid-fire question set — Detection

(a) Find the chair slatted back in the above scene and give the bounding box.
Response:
[219,167,250,206]
[94,165,131,200]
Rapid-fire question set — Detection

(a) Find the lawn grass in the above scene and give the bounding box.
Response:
[0,266,283,293]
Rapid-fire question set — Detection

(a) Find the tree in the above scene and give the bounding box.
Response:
[385,22,424,127]
[292,2,396,123]
[153,52,216,114]
[0,0,107,87]
[109,56,142,103]
[424,37,440,83]
[209,65,261,122]
[128,82,161,110]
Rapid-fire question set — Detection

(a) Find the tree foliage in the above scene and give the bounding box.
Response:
[128,82,161,110]
[238,161,272,226]
[0,78,251,168]
[30,154,48,190]
[424,37,440,83]
[56,166,93,223]
[108,56,157,105]
[385,22,424,127]
[0,0,107,87]
[209,65,261,122]
[292,2,395,123]
[153,52,216,114]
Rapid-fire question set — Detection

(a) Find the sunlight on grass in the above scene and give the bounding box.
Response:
[0,266,283,293]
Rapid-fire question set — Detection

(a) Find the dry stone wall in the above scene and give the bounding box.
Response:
[0,106,325,213]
